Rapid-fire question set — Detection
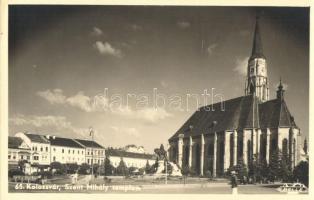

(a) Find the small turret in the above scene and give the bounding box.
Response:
[277,78,285,100]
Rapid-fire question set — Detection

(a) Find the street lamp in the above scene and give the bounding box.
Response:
[165,143,169,185]
[89,127,94,181]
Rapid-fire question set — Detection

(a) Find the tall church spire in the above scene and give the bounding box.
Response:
[250,16,265,60]
[245,16,269,102]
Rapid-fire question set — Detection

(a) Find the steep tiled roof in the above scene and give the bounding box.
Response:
[8,136,24,149]
[259,98,297,128]
[106,148,156,160]
[25,133,50,143]
[49,137,84,148]
[169,95,297,141]
[74,139,104,148]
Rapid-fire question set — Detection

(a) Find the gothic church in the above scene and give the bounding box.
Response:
[168,18,302,177]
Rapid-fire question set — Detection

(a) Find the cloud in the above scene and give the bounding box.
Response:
[66,91,94,112]
[177,21,191,29]
[37,89,172,123]
[110,126,140,137]
[136,107,172,123]
[94,41,122,58]
[10,114,89,137]
[112,106,172,123]
[37,89,66,104]
[207,43,218,55]
[91,27,103,36]
[37,89,97,112]
[233,57,249,76]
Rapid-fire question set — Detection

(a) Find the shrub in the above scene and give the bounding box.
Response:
[293,161,309,187]
[78,163,90,175]
[66,163,79,174]
[9,169,24,178]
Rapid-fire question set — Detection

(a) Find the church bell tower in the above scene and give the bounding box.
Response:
[245,16,269,102]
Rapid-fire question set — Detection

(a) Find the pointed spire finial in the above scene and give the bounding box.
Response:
[278,77,283,90]
[250,14,265,60]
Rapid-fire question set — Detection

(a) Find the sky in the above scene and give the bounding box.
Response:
[9,6,309,153]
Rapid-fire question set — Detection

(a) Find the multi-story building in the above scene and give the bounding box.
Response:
[106,148,156,169]
[8,136,31,168]
[15,132,51,166]
[48,136,85,165]
[74,139,105,165]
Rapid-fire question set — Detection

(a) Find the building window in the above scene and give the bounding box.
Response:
[62,149,64,153]
[53,148,56,152]
[13,155,16,159]
[53,156,56,161]
[73,150,75,154]
[82,151,84,154]
[46,147,48,152]
[250,67,254,74]
[87,159,90,164]
[68,149,70,154]
[40,147,43,151]
[20,155,24,160]
[33,156,39,160]
[87,151,89,155]
[32,147,35,151]
[8,155,11,159]
[78,150,80,154]
[27,156,30,160]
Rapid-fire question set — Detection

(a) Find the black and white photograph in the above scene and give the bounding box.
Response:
[3,4,310,195]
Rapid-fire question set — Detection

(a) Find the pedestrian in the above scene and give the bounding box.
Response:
[231,171,238,195]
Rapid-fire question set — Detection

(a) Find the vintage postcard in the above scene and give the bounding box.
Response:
[0,0,311,198]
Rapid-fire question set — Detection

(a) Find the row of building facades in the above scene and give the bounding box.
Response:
[8,132,155,170]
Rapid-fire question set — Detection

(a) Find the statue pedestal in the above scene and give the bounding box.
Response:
[153,160,182,177]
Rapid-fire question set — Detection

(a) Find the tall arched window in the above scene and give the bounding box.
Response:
[260,135,267,160]
[247,140,252,164]
[238,139,243,158]
[282,138,288,162]
[195,144,200,174]
[184,146,189,167]
[292,138,296,167]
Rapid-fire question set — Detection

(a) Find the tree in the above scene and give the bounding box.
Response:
[268,150,280,182]
[235,157,248,184]
[50,162,62,172]
[66,163,79,174]
[78,163,90,175]
[104,157,115,175]
[260,159,269,182]
[116,158,128,176]
[18,159,28,172]
[303,138,308,155]
[145,160,151,174]
[269,149,292,182]
[280,158,293,182]
[293,161,309,187]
